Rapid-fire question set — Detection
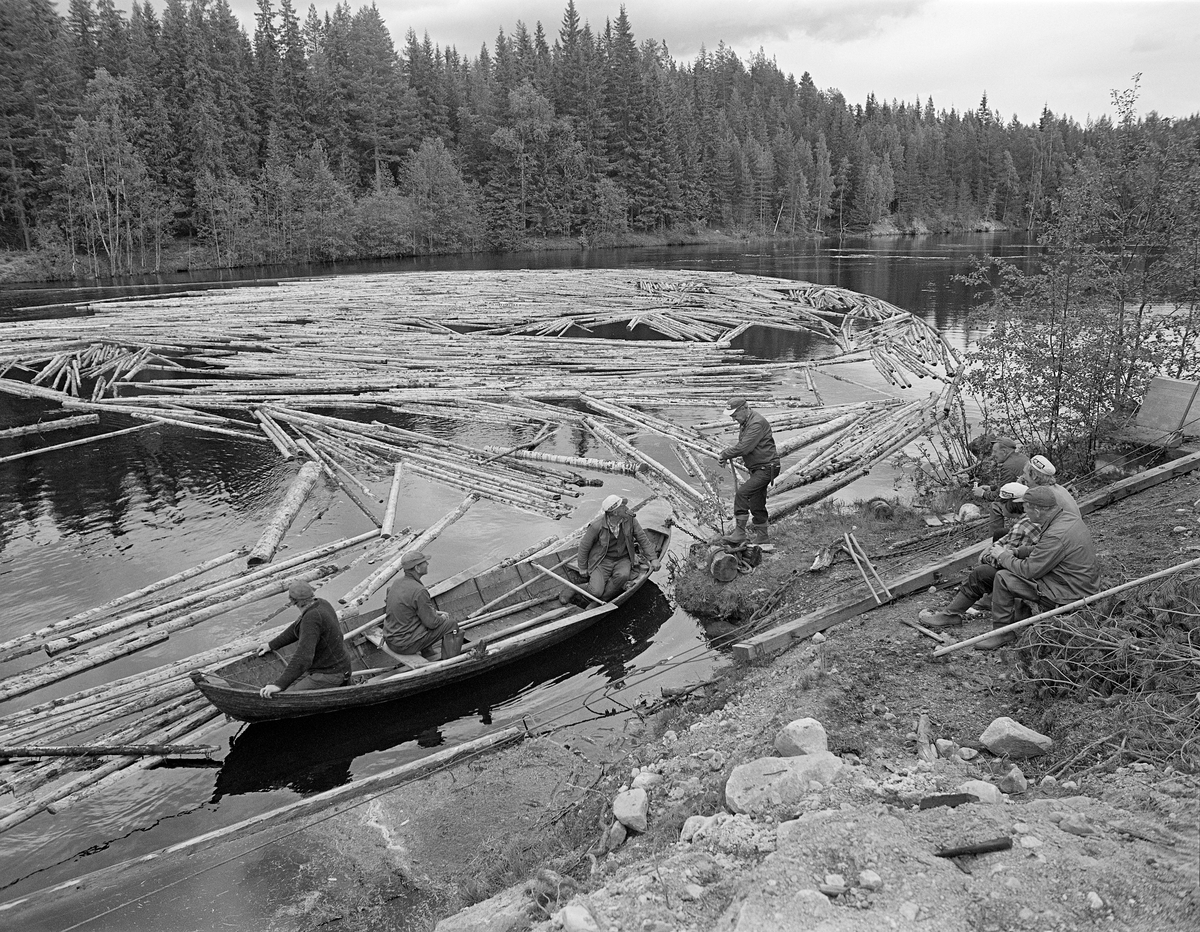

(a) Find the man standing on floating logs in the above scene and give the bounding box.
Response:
[571,494,661,602]
[717,396,780,544]
[918,486,1101,650]
[384,551,460,659]
[257,580,352,698]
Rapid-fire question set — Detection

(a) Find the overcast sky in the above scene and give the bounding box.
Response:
[262,0,1198,124]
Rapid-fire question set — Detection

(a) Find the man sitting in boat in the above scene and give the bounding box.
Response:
[569,495,661,603]
[384,550,460,659]
[257,580,353,698]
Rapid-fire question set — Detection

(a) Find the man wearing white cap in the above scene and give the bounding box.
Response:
[573,495,660,602]
[257,579,352,698]
[1022,454,1081,518]
[383,551,458,658]
[717,396,779,544]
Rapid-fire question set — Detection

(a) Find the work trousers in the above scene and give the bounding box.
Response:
[733,462,781,524]
[289,670,351,691]
[387,614,457,657]
[954,564,1056,630]
[588,555,632,601]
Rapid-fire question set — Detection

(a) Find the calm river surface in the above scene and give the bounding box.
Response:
[0,235,1029,906]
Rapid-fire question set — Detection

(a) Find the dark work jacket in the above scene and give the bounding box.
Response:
[577,506,655,574]
[721,409,778,469]
[268,598,352,689]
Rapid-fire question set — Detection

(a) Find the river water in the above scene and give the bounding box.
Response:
[0,235,1029,906]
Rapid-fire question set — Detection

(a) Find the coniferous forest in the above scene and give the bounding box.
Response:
[1,0,1198,279]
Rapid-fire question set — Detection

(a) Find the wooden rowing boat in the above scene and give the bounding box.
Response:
[191,502,673,722]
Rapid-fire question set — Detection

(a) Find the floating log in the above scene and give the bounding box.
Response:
[0,414,100,439]
[585,417,704,505]
[0,547,249,663]
[0,422,157,465]
[291,434,381,527]
[0,743,216,759]
[480,446,638,474]
[380,463,404,537]
[246,461,325,566]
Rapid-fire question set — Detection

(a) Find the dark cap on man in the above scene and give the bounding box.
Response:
[1023,486,1057,509]
[726,396,748,411]
[400,550,429,570]
[994,436,1018,451]
[287,580,315,601]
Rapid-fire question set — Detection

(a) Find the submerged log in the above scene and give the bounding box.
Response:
[246,461,325,566]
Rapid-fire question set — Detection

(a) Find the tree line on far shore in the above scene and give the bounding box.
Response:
[2,0,1196,278]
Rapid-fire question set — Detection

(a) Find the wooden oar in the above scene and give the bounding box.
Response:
[533,564,605,604]
[465,553,576,619]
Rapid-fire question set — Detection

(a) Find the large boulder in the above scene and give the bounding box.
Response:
[725,753,844,814]
[979,717,1053,758]
[773,718,828,756]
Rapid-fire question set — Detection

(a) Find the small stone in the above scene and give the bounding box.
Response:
[1039,774,1058,787]
[935,738,959,758]
[812,632,827,644]
[1018,907,1035,921]
[631,771,662,790]
[1171,525,1189,534]
[1018,835,1043,848]
[958,747,979,761]
[858,869,883,891]
[1131,762,1154,773]
[1013,822,1029,833]
[957,779,1004,804]
[1062,780,1078,790]
[683,883,705,900]
[604,820,627,852]
[898,901,920,921]
[999,766,1029,795]
[612,787,649,833]
[1059,813,1095,836]
[680,815,709,842]
[774,718,829,756]
[819,874,849,897]
[824,873,846,887]
[560,902,602,932]
[979,717,1053,758]
[1087,891,1104,910]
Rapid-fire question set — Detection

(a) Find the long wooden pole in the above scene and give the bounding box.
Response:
[932,556,1200,657]
[0,422,156,464]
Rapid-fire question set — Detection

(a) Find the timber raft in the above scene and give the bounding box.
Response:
[0,269,966,839]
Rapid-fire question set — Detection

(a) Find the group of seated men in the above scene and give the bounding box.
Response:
[922,440,1102,649]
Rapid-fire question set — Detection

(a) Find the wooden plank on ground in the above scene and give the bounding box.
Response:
[732,541,983,661]
[1077,449,1200,513]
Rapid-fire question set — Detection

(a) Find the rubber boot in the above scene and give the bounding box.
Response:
[724,514,748,544]
[749,519,769,544]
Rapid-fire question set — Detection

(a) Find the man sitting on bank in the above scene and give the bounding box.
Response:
[1022,454,1081,517]
[980,437,1030,540]
[258,580,352,698]
[384,550,459,660]
[571,494,660,602]
[919,485,1101,650]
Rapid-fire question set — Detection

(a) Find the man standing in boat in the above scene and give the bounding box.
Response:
[717,396,780,544]
[257,580,352,698]
[572,494,661,602]
[384,551,460,659]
